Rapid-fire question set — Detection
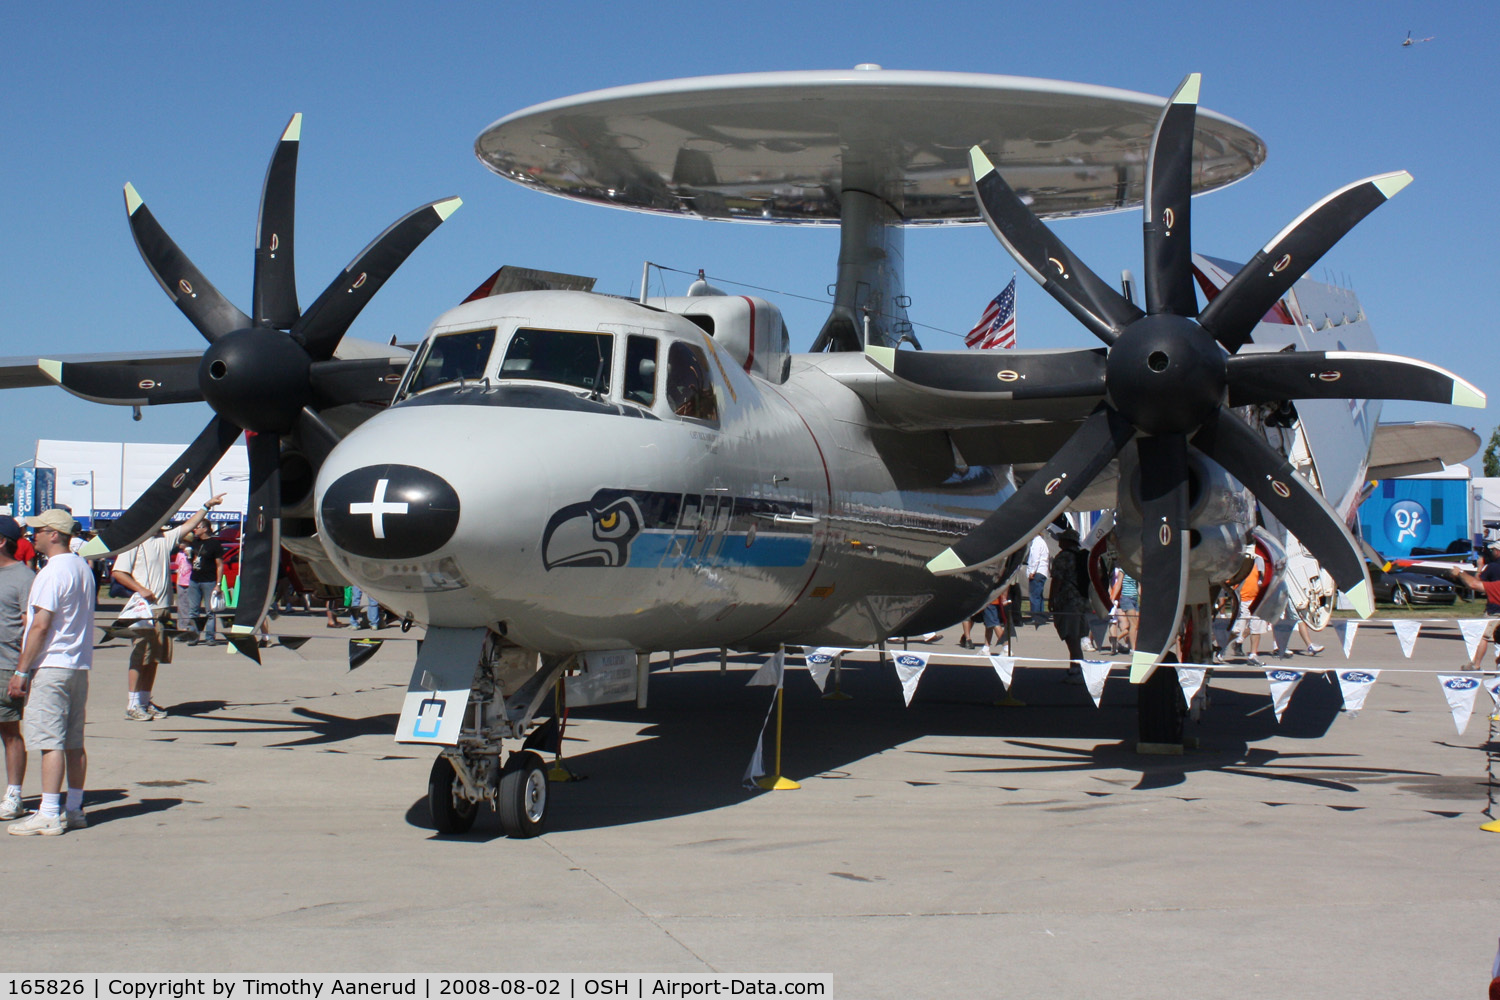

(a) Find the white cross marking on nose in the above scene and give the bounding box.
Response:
[348,478,409,539]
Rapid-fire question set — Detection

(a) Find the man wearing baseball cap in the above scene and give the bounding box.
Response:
[6,509,94,835]
[0,516,35,821]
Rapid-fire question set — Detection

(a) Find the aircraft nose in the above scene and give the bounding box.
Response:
[319,463,461,559]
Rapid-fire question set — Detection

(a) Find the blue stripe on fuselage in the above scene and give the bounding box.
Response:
[624,530,811,569]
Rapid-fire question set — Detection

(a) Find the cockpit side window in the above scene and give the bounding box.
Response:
[664,341,718,422]
[624,335,657,407]
[499,328,613,395]
[403,329,496,396]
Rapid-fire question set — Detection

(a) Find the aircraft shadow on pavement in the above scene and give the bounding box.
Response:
[162,701,401,748]
[403,652,1443,838]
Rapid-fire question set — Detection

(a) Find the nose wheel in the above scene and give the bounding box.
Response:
[498,750,549,839]
[428,754,479,835]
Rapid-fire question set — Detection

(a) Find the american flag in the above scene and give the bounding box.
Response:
[966,276,1017,349]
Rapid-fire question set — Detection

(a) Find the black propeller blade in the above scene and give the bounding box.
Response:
[229,431,282,638]
[80,417,241,558]
[76,117,459,646]
[1190,407,1373,618]
[908,75,1480,681]
[253,113,302,329]
[38,356,203,407]
[1130,434,1191,681]
[293,197,462,361]
[123,184,251,343]
[1143,74,1201,318]
[864,345,1106,400]
[1197,172,1412,351]
[969,147,1142,344]
[1225,351,1484,408]
[927,405,1135,574]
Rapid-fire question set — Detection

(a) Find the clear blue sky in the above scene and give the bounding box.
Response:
[2,1,1493,472]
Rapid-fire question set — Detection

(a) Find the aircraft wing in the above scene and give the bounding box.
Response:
[1366,421,1480,479]
[809,349,1106,435]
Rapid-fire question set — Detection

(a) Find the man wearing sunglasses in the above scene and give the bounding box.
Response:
[6,509,95,836]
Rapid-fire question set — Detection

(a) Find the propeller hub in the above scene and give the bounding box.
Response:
[199,327,312,433]
[1106,315,1226,435]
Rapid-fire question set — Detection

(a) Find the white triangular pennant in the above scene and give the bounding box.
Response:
[892,650,930,707]
[1176,666,1207,705]
[988,655,1015,688]
[1392,620,1422,658]
[1332,620,1359,658]
[803,647,839,693]
[1080,659,1112,708]
[1437,674,1481,734]
[1335,668,1380,715]
[1460,620,1490,664]
[746,647,786,687]
[1484,674,1500,710]
[1264,668,1306,722]
[742,678,781,788]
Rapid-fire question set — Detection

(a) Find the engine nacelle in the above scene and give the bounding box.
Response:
[1112,440,1256,603]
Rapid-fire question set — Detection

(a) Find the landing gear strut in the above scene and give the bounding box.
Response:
[424,645,572,837]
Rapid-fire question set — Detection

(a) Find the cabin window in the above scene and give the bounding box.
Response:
[404,329,496,395]
[499,328,613,395]
[664,341,717,422]
[624,335,658,406]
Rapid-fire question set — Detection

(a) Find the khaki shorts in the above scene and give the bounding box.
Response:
[22,668,88,751]
[0,669,21,724]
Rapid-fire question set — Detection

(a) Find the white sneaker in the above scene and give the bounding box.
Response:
[147,702,169,720]
[124,705,153,722]
[0,794,24,820]
[981,645,992,656]
[8,812,62,836]
[1306,644,1324,656]
[63,810,86,831]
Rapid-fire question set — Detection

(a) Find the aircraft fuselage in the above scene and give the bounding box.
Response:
[314,290,1008,652]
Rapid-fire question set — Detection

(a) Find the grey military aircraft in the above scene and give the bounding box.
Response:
[20,69,1483,837]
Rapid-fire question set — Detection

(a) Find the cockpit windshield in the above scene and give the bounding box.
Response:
[403,329,496,396]
[499,328,613,395]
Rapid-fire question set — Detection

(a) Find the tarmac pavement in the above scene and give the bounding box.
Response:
[4,613,1497,998]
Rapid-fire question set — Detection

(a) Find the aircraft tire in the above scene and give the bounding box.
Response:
[498,750,548,839]
[428,754,478,835]
[1136,653,1185,747]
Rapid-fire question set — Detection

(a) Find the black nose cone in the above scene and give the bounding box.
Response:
[321,464,460,559]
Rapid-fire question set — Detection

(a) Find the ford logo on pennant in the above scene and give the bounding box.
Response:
[1340,671,1375,684]
[321,464,460,559]
[1269,670,1302,682]
[807,653,833,664]
[895,655,923,668]
[1444,677,1479,691]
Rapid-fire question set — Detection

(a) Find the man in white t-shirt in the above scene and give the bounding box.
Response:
[6,509,96,836]
[1026,534,1051,625]
[111,494,225,721]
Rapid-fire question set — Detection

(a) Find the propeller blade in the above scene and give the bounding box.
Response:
[928,404,1135,574]
[293,197,462,360]
[1197,172,1413,351]
[230,431,282,636]
[968,148,1141,345]
[252,113,302,329]
[295,407,341,469]
[1129,434,1190,683]
[308,356,408,406]
[349,636,383,670]
[226,634,262,664]
[1143,74,1201,318]
[863,345,1106,400]
[79,416,241,558]
[123,183,251,343]
[37,356,203,407]
[1225,350,1485,408]
[1191,407,1373,616]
